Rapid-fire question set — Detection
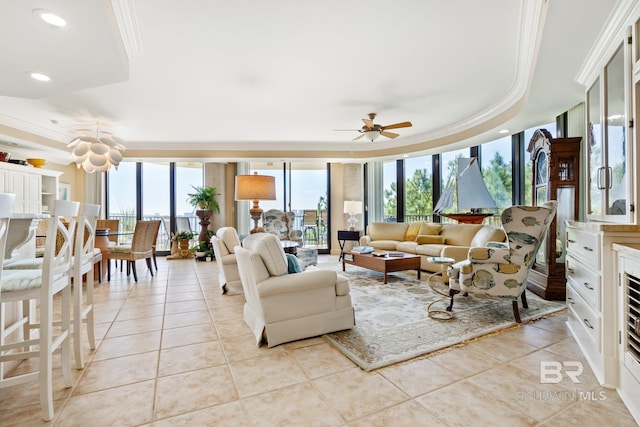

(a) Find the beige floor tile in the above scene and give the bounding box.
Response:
[116,303,165,321]
[290,342,355,379]
[379,356,463,397]
[460,331,538,362]
[219,331,284,362]
[154,366,238,419]
[163,310,211,329]
[416,379,536,427]
[164,290,203,302]
[210,304,244,322]
[242,382,344,426]
[158,340,226,376]
[313,367,409,421]
[73,351,158,394]
[230,352,308,398]
[539,397,639,426]
[93,330,162,361]
[161,323,219,349]
[428,343,504,378]
[213,318,252,339]
[106,315,164,338]
[151,401,253,427]
[164,299,209,314]
[348,400,446,427]
[56,380,155,426]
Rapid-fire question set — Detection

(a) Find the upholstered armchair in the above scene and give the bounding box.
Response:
[235,233,354,347]
[262,209,303,246]
[210,227,242,294]
[447,201,557,322]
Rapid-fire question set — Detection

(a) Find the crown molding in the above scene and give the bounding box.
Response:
[108,0,143,59]
[576,0,640,87]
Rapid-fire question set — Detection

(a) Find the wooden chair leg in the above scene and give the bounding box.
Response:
[107,260,111,281]
[521,291,528,309]
[153,253,158,271]
[97,261,102,283]
[145,258,154,277]
[512,300,521,323]
[131,261,138,282]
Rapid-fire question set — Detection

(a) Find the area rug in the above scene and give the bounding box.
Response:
[322,264,566,371]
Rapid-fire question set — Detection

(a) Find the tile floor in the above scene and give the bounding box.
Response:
[0,255,638,426]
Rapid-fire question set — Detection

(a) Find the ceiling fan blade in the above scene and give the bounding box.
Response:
[333,129,360,131]
[352,133,365,141]
[381,121,412,130]
[381,131,399,139]
[362,118,374,129]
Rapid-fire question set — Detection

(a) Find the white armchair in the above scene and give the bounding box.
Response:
[210,227,242,294]
[236,233,354,347]
[447,202,557,322]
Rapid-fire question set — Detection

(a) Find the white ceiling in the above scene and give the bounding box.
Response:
[0,0,619,164]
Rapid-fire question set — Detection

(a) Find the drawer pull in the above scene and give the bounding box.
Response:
[583,318,594,329]
[567,268,575,274]
[583,246,593,252]
[583,282,594,291]
[567,239,576,243]
[567,297,575,304]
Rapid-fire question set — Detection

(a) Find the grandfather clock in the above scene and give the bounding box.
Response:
[526,129,581,300]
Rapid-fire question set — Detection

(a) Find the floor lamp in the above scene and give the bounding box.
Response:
[235,172,276,234]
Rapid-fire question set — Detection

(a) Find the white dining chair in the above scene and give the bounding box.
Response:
[72,203,101,369]
[0,199,79,421]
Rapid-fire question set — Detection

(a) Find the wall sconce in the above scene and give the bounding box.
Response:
[235,172,276,234]
[344,200,362,231]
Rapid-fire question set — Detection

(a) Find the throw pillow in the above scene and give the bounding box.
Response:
[404,223,422,241]
[418,223,442,236]
[416,235,445,244]
[286,253,302,274]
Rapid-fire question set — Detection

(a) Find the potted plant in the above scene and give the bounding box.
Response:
[174,230,195,252]
[187,185,221,213]
[191,241,208,258]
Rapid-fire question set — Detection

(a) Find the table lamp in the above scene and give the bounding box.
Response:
[235,172,276,234]
[344,200,362,231]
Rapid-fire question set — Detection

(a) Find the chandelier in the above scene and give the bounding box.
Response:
[67,130,125,173]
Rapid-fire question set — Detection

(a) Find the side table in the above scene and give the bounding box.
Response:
[337,230,361,261]
[425,256,455,320]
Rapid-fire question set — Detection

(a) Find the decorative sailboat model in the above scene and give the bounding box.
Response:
[433,157,498,224]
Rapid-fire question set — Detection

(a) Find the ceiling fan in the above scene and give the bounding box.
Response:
[335,113,412,141]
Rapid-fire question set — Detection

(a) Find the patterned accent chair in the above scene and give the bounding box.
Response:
[262,209,303,246]
[447,201,557,322]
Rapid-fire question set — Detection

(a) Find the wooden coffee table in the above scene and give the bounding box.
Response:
[342,252,421,284]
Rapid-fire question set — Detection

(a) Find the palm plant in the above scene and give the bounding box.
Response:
[187,186,220,212]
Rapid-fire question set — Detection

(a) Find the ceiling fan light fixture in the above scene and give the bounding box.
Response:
[364,130,379,141]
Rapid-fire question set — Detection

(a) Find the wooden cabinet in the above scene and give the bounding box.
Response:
[0,162,61,214]
[527,129,581,300]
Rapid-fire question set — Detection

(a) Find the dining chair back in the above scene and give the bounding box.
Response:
[72,203,100,369]
[96,219,120,245]
[0,198,79,421]
[106,220,155,282]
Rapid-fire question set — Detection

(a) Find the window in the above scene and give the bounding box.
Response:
[383,161,397,222]
[479,136,512,210]
[404,155,433,222]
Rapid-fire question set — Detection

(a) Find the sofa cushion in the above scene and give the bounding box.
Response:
[369,240,401,251]
[416,235,445,245]
[415,244,446,257]
[367,222,409,242]
[404,223,422,241]
[469,225,507,247]
[440,224,483,246]
[286,253,302,273]
[396,241,418,253]
[419,223,442,236]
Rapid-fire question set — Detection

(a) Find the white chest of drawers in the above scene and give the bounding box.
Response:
[565,221,640,388]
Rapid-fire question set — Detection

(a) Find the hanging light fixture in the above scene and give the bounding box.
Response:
[67,129,125,173]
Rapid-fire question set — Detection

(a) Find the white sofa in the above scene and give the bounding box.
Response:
[236,233,354,347]
[359,222,507,273]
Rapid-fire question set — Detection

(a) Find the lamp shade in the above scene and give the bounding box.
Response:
[235,173,276,201]
[344,200,362,214]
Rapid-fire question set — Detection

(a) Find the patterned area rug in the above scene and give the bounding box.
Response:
[323,264,566,371]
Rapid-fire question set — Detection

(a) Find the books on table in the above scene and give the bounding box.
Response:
[387,251,404,257]
[351,246,374,254]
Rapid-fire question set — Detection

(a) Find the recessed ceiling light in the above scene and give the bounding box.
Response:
[27,72,51,82]
[33,9,67,27]
[403,154,409,158]
[498,129,509,134]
